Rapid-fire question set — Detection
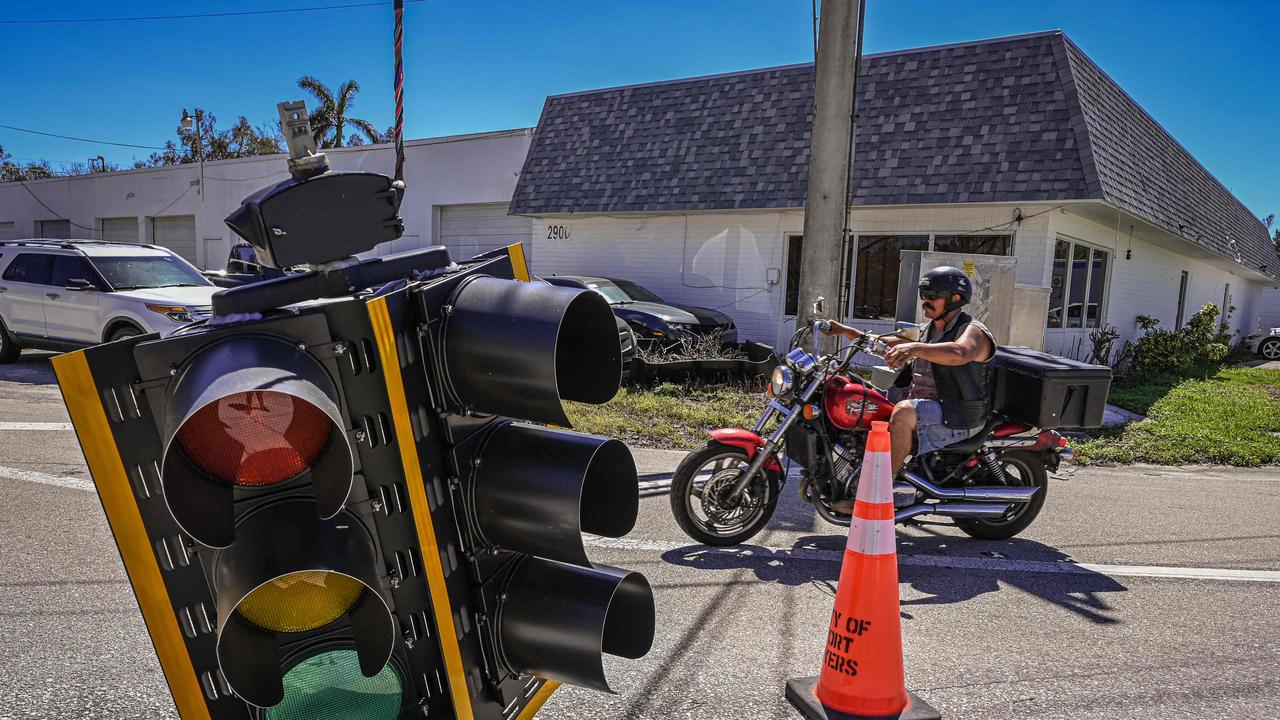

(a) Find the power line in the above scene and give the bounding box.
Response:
[14,179,101,233]
[0,123,164,150]
[0,1,427,25]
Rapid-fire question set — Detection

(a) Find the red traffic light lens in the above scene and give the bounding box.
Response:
[176,390,330,486]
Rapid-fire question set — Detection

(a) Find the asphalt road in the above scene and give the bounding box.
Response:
[0,352,1277,719]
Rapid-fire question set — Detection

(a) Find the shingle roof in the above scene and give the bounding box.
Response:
[510,30,1276,278]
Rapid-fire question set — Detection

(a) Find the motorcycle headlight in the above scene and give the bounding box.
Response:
[783,347,817,373]
[769,366,794,398]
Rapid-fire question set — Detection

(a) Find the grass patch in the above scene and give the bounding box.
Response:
[1075,366,1280,466]
[1106,364,1218,415]
[565,381,764,449]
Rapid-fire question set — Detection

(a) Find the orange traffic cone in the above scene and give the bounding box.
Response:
[785,421,940,720]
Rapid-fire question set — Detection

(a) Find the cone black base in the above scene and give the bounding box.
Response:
[785,677,941,720]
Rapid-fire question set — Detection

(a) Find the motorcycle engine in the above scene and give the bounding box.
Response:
[833,439,919,509]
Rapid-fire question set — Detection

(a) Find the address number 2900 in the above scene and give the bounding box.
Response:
[546,224,572,240]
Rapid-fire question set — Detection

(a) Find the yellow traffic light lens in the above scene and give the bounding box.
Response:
[267,649,402,720]
[237,571,363,633]
[176,390,330,487]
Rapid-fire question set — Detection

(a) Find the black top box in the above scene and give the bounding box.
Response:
[990,346,1112,429]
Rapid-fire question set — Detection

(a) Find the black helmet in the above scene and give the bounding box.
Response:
[919,266,971,311]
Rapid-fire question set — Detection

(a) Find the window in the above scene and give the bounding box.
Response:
[1175,271,1190,329]
[850,235,928,320]
[2,253,55,285]
[932,234,1012,256]
[1222,283,1232,317]
[1047,237,1110,329]
[784,235,803,316]
[92,255,212,290]
[52,256,99,288]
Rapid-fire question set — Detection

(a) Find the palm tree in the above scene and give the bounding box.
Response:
[296,76,382,148]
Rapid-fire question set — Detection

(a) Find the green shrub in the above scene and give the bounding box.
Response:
[1118,304,1224,378]
[1201,343,1229,363]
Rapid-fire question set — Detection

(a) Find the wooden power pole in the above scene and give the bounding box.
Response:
[797,0,864,345]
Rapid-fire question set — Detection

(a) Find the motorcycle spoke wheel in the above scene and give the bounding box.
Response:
[688,457,738,500]
[956,450,1048,540]
[671,447,778,545]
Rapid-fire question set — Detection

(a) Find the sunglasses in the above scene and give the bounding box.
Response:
[919,289,950,301]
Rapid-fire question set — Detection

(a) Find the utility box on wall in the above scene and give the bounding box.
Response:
[896,251,1017,342]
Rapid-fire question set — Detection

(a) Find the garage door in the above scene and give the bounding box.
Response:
[151,215,197,264]
[99,217,139,244]
[438,203,532,262]
[0,222,15,241]
[38,219,71,239]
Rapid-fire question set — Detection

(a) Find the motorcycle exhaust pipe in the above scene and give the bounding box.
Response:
[900,470,1040,503]
[895,502,1010,522]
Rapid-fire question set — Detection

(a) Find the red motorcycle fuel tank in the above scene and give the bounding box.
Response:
[823,375,894,430]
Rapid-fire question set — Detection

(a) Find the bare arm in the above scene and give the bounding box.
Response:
[823,321,912,347]
[884,324,993,368]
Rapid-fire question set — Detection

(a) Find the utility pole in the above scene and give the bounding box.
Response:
[797,0,864,348]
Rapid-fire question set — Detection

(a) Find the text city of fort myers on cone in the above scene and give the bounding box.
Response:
[785,420,941,720]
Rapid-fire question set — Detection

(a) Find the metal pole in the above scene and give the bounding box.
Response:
[797,0,864,348]
[196,108,205,203]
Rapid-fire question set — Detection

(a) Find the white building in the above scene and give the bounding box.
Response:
[0,128,533,270]
[507,31,1278,355]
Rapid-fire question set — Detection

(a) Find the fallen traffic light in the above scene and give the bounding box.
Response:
[53,243,653,719]
[413,255,656,694]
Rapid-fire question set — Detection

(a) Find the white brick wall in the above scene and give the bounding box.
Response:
[530,211,803,347]
[1046,210,1268,358]
[527,203,1059,348]
[526,202,1270,356]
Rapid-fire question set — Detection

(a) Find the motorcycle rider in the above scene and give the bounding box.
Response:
[824,266,996,474]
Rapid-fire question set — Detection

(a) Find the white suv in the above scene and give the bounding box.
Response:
[0,239,218,362]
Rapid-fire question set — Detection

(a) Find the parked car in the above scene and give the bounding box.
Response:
[202,241,287,288]
[1245,328,1280,360]
[0,239,218,362]
[533,276,636,371]
[543,275,737,347]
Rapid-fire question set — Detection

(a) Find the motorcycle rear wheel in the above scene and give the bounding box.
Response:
[670,442,780,546]
[956,450,1047,540]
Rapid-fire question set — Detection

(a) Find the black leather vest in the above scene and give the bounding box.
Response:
[927,311,993,429]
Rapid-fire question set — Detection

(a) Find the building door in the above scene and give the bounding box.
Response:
[438,203,533,261]
[99,217,139,244]
[151,215,198,265]
[38,219,71,239]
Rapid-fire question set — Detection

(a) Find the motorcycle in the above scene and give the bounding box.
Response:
[669,311,1073,546]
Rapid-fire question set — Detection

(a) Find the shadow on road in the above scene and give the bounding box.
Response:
[0,352,59,386]
[662,530,1127,625]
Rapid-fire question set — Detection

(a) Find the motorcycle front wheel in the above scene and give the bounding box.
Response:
[670,442,780,546]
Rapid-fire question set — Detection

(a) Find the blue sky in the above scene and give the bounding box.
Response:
[1,1,1275,217]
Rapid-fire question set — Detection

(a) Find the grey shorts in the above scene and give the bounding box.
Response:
[909,398,977,455]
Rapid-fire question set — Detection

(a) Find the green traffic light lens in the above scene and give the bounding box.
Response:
[266,649,402,720]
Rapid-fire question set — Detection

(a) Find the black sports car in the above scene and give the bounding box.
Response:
[543,276,738,347]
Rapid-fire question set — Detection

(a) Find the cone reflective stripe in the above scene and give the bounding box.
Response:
[814,420,910,717]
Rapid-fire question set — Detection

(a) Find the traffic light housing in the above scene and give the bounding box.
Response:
[53,243,653,719]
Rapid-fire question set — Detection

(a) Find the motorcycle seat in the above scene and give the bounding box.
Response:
[938,434,985,455]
